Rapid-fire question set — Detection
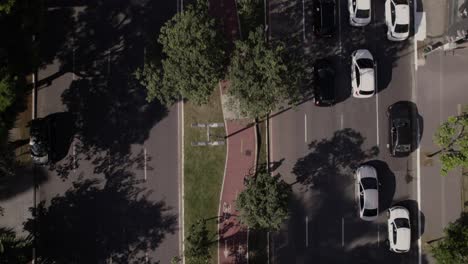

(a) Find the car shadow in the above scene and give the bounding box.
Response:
[393,199,425,241]
[46,112,76,163]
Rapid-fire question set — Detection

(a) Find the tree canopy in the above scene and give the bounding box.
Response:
[236,168,291,231]
[0,228,32,264]
[185,219,211,264]
[228,27,301,118]
[0,69,17,113]
[136,0,227,106]
[0,0,15,14]
[431,213,468,264]
[432,112,468,175]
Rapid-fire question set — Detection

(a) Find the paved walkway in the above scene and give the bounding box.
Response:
[218,80,256,264]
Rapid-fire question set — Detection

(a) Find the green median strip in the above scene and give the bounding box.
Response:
[184,87,226,263]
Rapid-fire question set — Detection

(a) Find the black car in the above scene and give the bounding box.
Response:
[313,59,335,106]
[30,118,54,164]
[313,0,336,37]
[387,101,414,157]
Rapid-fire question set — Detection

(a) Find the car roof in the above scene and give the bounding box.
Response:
[395,227,411,250]
[363,189,378,209]
[394,3,409,25]
[359,68,375,91]
[357,165,377,179]
[389,101,412,118]
[357,0,371,10]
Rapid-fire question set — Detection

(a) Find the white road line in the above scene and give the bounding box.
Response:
[441,176,446,227]
[305,216,309,247]
[341,217,344,247]
[32,73,36,119]
[340,113,344,129]
[413,0,418,71]
[72,49,76,80]
[178,99,185,264]
[302,0,306,42]
[72,143,76,173]
[338,0,342,52]
[376,93,380,146]
[377,224,380,246]
[304,114,307,143]
[107,49,111,75]
[144,147,147,181]
[145,252,149,263]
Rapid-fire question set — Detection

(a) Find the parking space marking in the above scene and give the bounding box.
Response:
[144,147,147,181]
[304,114,307,143]
[305,216,309,247]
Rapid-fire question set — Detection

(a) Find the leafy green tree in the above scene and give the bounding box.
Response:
[228,27,301,118]
[137,0,227,105]
[0,228,32,263]
[236,168,291,231]
[0,69,16,113]
[0,0,15,14]
[431,213,468,264]
[429,112,468,175]
[185,219,211,264]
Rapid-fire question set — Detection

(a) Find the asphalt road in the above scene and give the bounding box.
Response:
[33,1,181,263]
[269,0,428,263]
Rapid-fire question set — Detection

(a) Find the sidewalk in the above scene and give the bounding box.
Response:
[416,47,468,261]
[217,81,256,264]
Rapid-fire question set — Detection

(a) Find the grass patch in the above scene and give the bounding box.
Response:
[184,88,226,263]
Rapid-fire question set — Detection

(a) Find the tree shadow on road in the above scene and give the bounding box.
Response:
[34,0,178,178]
[24,171,177,264]
[268,0,413,104]
[292,128,379,188]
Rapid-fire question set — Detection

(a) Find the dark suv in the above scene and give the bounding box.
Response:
[313,59,335,106]
[387,101,414,157]
[30,118,54,164]
[313,0,336,37]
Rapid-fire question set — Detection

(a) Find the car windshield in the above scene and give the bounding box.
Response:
[395,218,410,228]
[393,0,407,5]
[363,208,377,217]
[355,66,360,86]
[356,9,370,18]
[395,24,409,33]
[361,177,377,190]
[360,90,374,95]
[357,58,373,69]
[394,118,409,128]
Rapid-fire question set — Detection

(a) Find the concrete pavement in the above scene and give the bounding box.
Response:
[16,1,182,263]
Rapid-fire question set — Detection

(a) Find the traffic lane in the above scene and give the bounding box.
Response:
[132,103,180,264]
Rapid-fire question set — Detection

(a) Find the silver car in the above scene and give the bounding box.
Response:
[387,206,411,253]
[355,165,379,221]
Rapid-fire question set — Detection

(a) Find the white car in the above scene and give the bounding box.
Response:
[348,0,371,26]
[385,0,410,41]
[351,49,375,98]
[355,165,379,221]
[387,206,411,253]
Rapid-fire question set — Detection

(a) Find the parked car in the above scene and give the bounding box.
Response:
[351,49,375,98]
[313,0,336,37]
[348,0,371,26]
[355,165,379,221]
[387,206,411,253]
[313,59,335,106]
[29,118,53,165]
[385,0,410,41]
[387,101,414,157]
